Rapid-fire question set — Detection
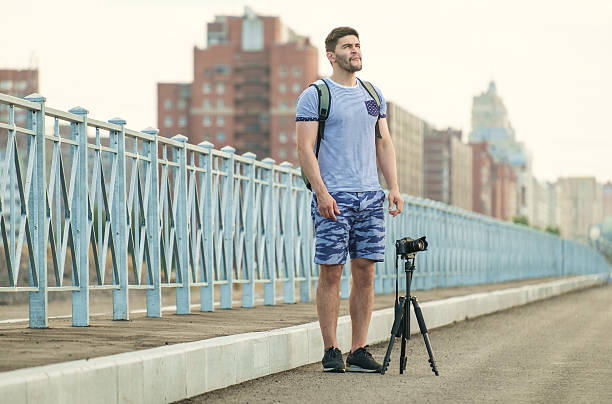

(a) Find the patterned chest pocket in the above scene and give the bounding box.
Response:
[364,100,380,117]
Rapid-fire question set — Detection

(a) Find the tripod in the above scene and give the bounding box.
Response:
[381,249,439,376]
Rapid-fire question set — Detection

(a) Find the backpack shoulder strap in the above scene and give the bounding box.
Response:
[309,79,331,157]
[357,78,383,139]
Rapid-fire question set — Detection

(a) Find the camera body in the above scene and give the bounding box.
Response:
[395,236,428,257]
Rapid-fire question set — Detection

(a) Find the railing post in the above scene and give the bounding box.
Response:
[109,118,129,320]
[220,146,235,309]
[25,93,47,328]
[261,158,276,305]
[69,106,89,326]
[198,141,214,311]
[173,134,190,314]
[142,127,162,317]
[280,162,295,304]
[242,152,256,308]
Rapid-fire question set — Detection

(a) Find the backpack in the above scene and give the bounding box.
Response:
[300,78,383,191]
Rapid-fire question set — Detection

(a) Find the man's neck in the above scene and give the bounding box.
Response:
[329,69,357,87]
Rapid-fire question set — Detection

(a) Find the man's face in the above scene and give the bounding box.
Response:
[330,35,362,73]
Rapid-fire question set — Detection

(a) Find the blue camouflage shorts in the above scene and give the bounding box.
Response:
[311,190,386,265]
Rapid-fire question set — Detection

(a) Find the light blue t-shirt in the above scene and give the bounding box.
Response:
[296,77,387,193]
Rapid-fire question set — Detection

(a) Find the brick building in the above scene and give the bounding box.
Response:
[423,128,473,211]
[158,7,319,164]
[491,161,518,221]
[471,141,494,216]
[0,68,38,124]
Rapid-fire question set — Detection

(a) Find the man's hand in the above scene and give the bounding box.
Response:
[317,191,341,221]
[388,188,404,217]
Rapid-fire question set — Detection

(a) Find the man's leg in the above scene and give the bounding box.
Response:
[316,264,343,349]
[349,258,375,352]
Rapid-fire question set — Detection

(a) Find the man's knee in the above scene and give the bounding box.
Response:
[351,259,375,287]
[318,264,343,287]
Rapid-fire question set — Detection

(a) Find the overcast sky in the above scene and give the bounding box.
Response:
[2,0,611,183]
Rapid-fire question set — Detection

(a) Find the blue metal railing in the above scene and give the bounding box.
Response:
[0,92,610,328]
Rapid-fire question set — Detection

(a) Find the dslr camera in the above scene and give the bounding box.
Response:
[395,236,428,257]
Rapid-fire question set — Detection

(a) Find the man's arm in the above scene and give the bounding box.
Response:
[296,121,340,220]
[375,117,404,217]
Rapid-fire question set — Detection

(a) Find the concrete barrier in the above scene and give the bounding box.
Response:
[1,274,607,403]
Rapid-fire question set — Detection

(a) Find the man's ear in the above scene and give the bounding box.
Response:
[326,51,335,64]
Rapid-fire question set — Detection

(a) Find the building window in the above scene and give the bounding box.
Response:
[16,81,27,90]
[16,114,25,124]
[292,83,300,93]
[178,116,186,127]
[216,82,225,94]
[293,66,302,77]
[164,116,172,128]
[217,132,225,141]
[279,66,288,77]
[203,99,211,108]
[164,99,172,110]
[203,83,211,94]
[279,132,287,143]
[279,83,287,93]
[203,116,211,127]
[217,99,224,108]
[280,100,288,110]
[217,116,224,126]
[280,116,287,125]
[215,64,230,74]
[293,149,298,159]
[0,81,11,90]
[292,131,297,143]
[178,99,186,109]
[278,148,287,158]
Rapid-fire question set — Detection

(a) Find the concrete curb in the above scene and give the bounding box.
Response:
[1,274,607,404]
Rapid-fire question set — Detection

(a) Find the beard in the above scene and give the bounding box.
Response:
[336,54,362,73]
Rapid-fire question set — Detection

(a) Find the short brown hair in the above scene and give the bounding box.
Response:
[325,27,359,52]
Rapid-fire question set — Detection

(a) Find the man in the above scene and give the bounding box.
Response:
[296,26,404,373]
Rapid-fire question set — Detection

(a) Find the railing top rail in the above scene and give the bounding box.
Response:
[0,93,42,111]
[45,107,84,123]
[124,128,156,141]
[87,118,122,132]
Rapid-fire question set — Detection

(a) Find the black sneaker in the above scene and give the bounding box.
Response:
[346,346,382,373]
[322,347,345,373]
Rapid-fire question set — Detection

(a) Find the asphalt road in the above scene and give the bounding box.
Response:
[184,284,612,403]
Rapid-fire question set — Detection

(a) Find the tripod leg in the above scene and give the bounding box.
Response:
[381,297,406,375]
[399,298,409,374]
[411,297,439,376]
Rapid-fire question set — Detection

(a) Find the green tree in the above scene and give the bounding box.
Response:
[512,215,529,226]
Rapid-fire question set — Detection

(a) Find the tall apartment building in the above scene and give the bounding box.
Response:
[423,128,472,211]
[469,81,528,221]
[556,177,604,240]
[158,7,319,164]
[384,101,425,197]
[0,68,38,125]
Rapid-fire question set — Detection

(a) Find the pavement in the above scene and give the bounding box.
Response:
[190,282,612,404]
